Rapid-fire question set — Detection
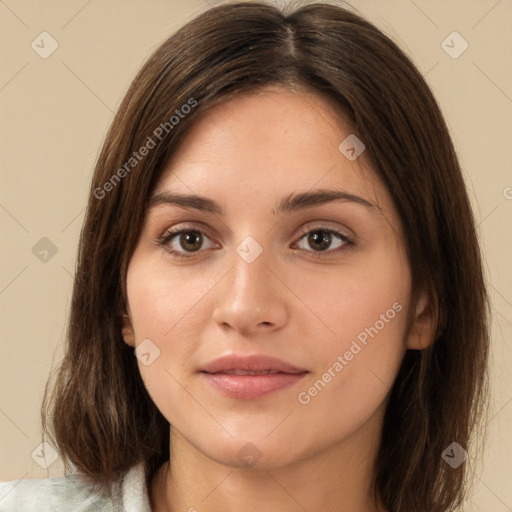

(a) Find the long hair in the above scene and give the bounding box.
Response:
[41,2,490,510]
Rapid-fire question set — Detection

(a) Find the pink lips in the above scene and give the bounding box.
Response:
[199,354,308,400]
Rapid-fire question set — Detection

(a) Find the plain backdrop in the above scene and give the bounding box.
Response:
[0,0,511,510]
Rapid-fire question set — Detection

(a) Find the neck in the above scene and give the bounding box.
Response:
[151,415,387,512]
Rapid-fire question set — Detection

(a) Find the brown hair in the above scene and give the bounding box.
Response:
[41,2,490,510]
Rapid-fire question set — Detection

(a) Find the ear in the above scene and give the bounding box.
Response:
[406,290,437,350]
[121,311,136,348]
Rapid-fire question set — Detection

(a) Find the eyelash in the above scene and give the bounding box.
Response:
[156,223,356,260]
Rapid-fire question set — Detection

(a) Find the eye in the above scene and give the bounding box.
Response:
[157,226,218,259]
[293,226,355,257]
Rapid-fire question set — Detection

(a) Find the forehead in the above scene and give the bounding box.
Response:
[151,87,394,220]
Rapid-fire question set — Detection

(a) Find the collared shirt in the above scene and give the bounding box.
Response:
[0,462,152,511]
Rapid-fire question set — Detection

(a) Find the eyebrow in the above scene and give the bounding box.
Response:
[148,188,381,216]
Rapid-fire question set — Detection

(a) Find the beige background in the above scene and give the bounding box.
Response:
[0,0,510,510]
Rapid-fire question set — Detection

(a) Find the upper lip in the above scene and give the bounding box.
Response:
[199,354,308,375]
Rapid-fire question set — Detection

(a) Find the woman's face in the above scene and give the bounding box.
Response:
[123,86,429,470]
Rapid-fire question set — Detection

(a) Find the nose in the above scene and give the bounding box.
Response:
[211,246,288,336]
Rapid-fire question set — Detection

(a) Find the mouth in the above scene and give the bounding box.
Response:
[199,353,307,374]
[211,369,286,375]
[199,354,308,399]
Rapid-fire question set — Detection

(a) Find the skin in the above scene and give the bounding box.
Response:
[122,86,435,512]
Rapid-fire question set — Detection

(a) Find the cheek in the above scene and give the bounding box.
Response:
[291,246,411,411]
[125,260,207,382]
[292,247,410,356]
[127,258,212,341]
[125,264,213,430]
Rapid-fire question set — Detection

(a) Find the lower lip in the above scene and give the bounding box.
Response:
[200,372,308,399]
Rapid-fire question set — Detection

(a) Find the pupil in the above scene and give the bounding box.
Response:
[309,231,331,251]
[181,231,202,251]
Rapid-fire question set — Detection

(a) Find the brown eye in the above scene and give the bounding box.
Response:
[177,231,204,252]
[306,231,333,251]
[158,227,218,259]
[295,228,352,254]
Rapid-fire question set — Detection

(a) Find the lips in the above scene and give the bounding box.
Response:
[200,354,307,374]
[217,369,282,375]
[199,354,308,399]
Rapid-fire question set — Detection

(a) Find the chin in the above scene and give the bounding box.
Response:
[189,425,312,471]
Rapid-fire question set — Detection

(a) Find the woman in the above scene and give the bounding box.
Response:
[0,1,489,511]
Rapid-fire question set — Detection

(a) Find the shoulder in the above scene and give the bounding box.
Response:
[0,462,151,512]
[0,472,115,512]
